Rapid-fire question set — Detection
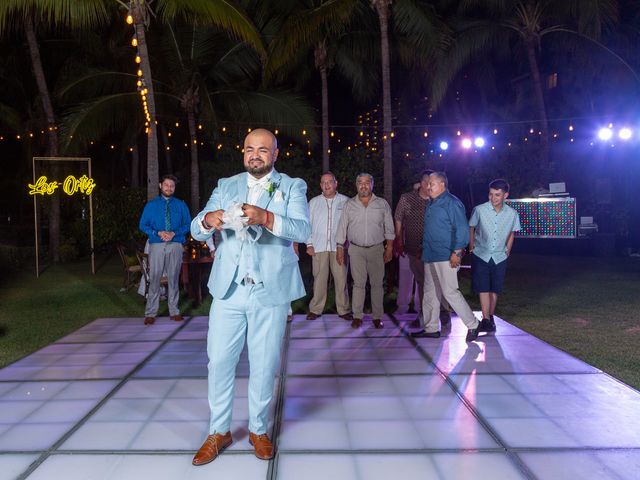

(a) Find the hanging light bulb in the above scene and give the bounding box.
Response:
[137,69,143,77]
[131,37,138,47]
[135,55,141,64]
[126,14,133,25]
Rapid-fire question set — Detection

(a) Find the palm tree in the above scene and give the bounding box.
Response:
[58,22,316,214]
[430,0,619,168]
[0,0,110,262]
[118,0,267,201]
[370,0,393,202]
[265,0,363,173]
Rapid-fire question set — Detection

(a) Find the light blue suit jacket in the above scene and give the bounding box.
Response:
[191,170,311,306]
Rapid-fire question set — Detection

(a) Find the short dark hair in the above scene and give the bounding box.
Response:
[420,169,434,181]
[160,174,178,184]
[489,179,510,192]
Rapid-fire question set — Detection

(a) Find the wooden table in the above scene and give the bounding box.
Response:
[181,255,214,305]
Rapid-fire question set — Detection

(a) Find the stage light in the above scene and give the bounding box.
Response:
[461,138,472,149]
[474,137,485,148]
[439,141,449,151]
[619,128,632,140]
[598,127,613,141]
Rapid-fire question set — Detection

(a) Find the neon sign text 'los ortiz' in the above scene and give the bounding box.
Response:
[28,175,96,196]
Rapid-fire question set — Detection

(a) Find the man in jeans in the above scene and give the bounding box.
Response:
[469,179,520,332]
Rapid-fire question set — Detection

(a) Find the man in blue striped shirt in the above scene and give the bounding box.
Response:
[469,179,520,333]
[413,172,480,342]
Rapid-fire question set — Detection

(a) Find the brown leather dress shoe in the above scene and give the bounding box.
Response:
[143,316,155,325]
[372,319,384,329]
[306,312,320,320]
[170,314,184,322]
[351,318,363,329]
[192,432,233,466]
[249,432,274,460]
[287,314,293,323]
[338,313,354,321]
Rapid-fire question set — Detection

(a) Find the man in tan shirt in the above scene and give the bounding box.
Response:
[336,173,395,329]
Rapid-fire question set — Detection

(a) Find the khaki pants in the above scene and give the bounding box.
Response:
[308,251,350,315]
[422,261,478,333]
[349,243,385,320]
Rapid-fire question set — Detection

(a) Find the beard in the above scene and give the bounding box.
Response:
[245,161,272,177]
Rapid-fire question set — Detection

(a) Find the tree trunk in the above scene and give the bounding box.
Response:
[159,124,173,174]
[25,17,61,262]
[525,37,549,169]
[315,42,330,172]
[131,143,140,187]
[372,0,393,204]
[131,2,159,200]
[187,106,200,214]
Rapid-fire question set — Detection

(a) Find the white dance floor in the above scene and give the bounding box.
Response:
[1,313,640,479]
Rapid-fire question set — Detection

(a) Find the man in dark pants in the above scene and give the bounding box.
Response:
[468,179,520,332]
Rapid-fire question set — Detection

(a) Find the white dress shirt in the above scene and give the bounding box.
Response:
[306,192,349,253]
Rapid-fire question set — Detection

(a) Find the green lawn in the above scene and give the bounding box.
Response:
[1,253,639,390]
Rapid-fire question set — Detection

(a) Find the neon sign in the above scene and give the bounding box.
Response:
[28,175,96,196]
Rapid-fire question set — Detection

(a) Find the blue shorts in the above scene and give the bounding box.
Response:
[472,254,508,294]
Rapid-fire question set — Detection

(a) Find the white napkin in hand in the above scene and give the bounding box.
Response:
[221,202,250,240]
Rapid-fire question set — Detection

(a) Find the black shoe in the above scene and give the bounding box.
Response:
[465,328,479,342]
[478,317,496,333]
[338,312,354,321]
[372,319,384,329]
[306,312,320,320]
[411,330,441,338]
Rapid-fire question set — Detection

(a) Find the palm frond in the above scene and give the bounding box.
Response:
[206,89,317,143]
[0,0,110,35]
[429,20,508,110]
[59,92,142,153]
[264,0,359,80]
[156,0,266,57]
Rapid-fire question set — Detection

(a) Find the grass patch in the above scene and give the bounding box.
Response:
[1,252,639,391]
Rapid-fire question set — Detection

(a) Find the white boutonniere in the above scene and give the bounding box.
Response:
[274,190,284,202]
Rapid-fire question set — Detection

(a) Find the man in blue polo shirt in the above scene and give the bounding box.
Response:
[139,174,191,325]
[469,179,520,333]
[412,172,480,342]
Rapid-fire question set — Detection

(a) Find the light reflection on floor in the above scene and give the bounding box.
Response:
[1,313,639,479]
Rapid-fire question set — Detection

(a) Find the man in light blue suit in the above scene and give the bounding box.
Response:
[191,129,311,466]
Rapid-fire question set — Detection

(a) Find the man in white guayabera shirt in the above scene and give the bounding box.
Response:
[305,172,352,322]
[190,129,310,466]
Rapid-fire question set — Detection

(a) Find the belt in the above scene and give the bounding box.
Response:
[349,242,382,249]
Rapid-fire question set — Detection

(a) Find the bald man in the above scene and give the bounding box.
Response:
[190,129,311,465]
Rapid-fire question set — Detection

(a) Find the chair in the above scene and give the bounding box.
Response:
[137,250,168,298]
[117,244,142,291]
